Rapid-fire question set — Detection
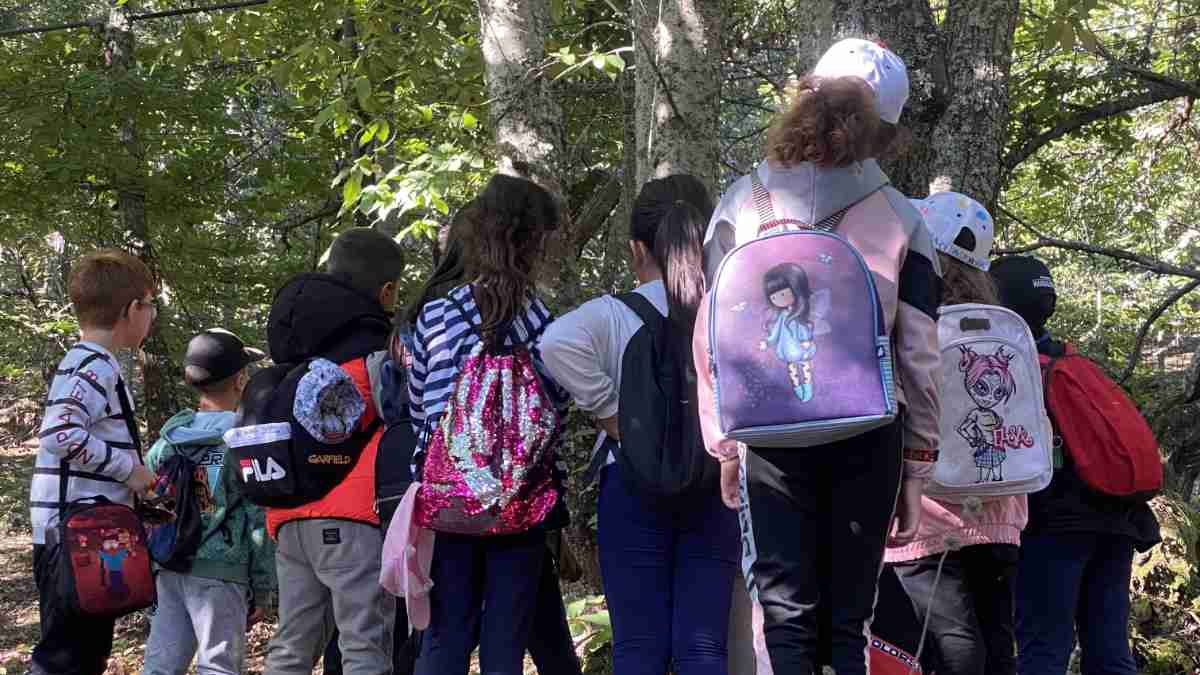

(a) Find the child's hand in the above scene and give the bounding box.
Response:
[124,465,156,495]
[889,477,924,546]
[758,341,767,351]
[719,454,741,510]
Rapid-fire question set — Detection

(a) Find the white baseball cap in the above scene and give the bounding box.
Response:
[913,192,995,271]
[812,38,909,124]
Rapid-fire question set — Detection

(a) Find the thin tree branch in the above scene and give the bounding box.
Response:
[1003,88,1185,172]
[571,173,622,257]
[995,205,1200,280]
[1119,279,1200,383]
[272,202,338,233]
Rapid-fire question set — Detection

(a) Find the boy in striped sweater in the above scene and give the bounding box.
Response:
[30,249,158,675]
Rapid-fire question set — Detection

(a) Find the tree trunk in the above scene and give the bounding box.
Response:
[926,0,1020,206]
[478,0,565,197]
[633,0,722,194]
[104,2,174,434]
[796,0,1016,203]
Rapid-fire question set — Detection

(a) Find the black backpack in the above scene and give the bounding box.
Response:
[612,293,718,501]
[226,358,379,508]
[145,453,205,571]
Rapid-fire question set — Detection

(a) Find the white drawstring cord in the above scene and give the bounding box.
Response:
[911,530,965,673]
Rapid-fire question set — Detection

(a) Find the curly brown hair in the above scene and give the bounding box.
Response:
[939,253,1000,306]
[766,75,882,168]
[460,174,560,346]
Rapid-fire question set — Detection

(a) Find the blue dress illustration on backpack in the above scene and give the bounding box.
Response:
[758,263,831,402]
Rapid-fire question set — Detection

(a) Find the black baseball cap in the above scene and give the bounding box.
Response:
[184,329,265,386]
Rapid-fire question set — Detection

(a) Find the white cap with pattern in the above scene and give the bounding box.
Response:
[813,38,910,124]
[913,192,995,271]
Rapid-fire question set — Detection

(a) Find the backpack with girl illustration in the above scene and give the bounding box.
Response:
[925,303,1053,502]
[706,169,897,448]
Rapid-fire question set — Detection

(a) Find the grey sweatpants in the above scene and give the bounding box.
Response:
[143,570,249,675]
[265,519,394,675]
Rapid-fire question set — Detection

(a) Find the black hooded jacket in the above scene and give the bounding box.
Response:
[268,273,391,365]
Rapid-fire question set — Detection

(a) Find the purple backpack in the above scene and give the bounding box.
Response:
[705,171,897,447]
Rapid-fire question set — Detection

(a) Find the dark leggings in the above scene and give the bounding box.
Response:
[742,420,903,675]
[323,544,580,675]
[890,543,1018,675]
[597,464,740,675]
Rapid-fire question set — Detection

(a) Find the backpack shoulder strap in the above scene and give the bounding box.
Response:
[115,377,143,461]
[616,292,666,336]
[749,169,776,229]
[750,168,851,234]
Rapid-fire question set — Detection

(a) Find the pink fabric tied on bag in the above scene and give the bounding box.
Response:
[380,482,435,630]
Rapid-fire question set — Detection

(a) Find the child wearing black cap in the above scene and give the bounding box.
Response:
[991,256,1161,675]
[143,329,275,675]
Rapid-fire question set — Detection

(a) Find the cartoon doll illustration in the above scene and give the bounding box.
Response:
[98,531,131,597]
[956,345,1017,482]
[758,262,831,402]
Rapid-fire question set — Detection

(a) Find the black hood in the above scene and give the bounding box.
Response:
[268,273,391,364]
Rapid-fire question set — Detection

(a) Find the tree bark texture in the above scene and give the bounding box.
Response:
[104,2,175,434]
[478,0,565,197]
[794,0,1016,204]
[634,0,722,195]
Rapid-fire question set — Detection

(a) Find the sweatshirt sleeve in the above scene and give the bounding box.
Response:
[894,219,943,472]
[693,290,736,460]
[38,358,136,482]
[538,297,619,420]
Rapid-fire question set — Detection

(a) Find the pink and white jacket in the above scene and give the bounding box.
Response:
[695,159,943,478]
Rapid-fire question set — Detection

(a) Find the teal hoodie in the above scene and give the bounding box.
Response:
[146,409,276,606]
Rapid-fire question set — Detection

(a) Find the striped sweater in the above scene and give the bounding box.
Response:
[31,342,142,544]
[408,284,570,465]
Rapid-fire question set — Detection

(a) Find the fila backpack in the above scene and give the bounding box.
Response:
[925,303,1053,502]
[225,358,379,508]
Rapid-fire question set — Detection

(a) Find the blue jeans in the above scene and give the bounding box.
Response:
[415,529,546,675]
[1016,533,1138,675]
[598,464,740,675]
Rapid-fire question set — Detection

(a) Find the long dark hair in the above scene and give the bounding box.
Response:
[461,174,560,346]
[406,203,472,329]
[763,263,812,324]
[629,175,714,340]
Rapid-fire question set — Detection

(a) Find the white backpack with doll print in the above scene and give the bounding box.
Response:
[925,303,1053,502]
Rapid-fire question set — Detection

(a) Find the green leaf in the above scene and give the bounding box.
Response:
[359,122,378,147]
[461,111,478,129]
[314,103,339,133]
[343,171,364,206]
[591,53,607,71]
[605,53,626,72]
[354,77,373,112]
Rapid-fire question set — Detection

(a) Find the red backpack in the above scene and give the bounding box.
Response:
[1040,345,1163,501]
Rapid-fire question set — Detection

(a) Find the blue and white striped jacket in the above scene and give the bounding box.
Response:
[408,285,570,469]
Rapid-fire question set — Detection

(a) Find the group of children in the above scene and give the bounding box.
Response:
[30,35,1161,675]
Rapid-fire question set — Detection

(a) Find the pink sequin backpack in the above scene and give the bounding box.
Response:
[413,292,561,535]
